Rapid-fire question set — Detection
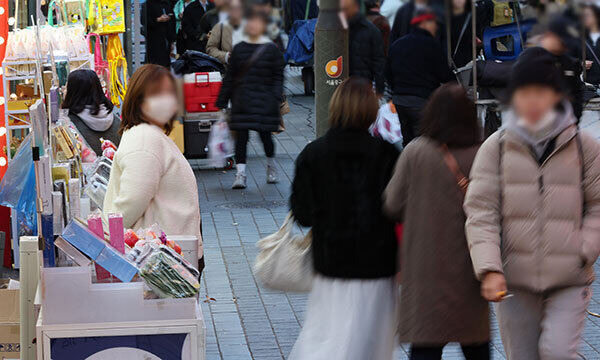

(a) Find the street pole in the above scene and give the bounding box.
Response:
[313,0,348,138]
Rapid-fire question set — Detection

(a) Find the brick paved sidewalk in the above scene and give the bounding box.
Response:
[195,69,600,360]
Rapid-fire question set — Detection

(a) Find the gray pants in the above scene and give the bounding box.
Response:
[495,286,591,360]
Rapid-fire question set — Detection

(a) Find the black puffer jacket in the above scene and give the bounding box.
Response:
[216,41,285,132]
[348,15,386,94]
[290,128,399,279]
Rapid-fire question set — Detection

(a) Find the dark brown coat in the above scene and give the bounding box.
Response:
[383,137,490,344]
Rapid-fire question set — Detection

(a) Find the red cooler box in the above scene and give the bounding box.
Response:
[183,72,222,113]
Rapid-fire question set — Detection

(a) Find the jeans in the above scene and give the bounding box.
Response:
[234,129,275,164]
[410,342,490,360]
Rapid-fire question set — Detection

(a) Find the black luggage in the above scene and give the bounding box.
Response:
[183,112,218,159]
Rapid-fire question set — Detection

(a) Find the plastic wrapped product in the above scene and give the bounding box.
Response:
[137,244,200,298]
[62,220,138,282]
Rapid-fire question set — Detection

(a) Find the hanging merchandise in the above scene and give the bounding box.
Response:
[86,33,110,93]
[88,0,126,35]
[65,0,86,24]
[106,34,127,106]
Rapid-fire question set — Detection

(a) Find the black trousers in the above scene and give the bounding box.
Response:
[394,104,423,147]
[234,129,275,164]
[410,342,490,360]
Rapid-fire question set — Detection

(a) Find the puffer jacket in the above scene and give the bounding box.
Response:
[216,39,285,132]
[464,123,600,292]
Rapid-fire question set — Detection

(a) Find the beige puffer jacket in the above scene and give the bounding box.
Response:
[464,125,600,292]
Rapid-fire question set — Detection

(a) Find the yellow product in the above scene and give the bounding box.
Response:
[87,0,103,33]
[98,0,125,34]
[52,126,75,159]
[107,34,128,105]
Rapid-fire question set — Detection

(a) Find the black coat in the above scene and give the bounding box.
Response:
[181,1,215,53]
[348,15,386,94]
[387,27,454,100]
[291,128,399,279]
[441,12,473,69]
[390,1,414,44]
[216,41,285,132]
[68,113,121,155]
[145,0,176,67]
[556,53,584,120]
[586,35,600,85]
[196,8,221,53]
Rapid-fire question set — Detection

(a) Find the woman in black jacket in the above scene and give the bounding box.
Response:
[289,78,399,360]
[145,0,176,67]
[62,70,120,156]
[584,4,600,87]
[216,10,285,190]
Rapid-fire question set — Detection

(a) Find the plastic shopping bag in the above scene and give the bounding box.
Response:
[208,115,234,168]
[370,102,403,148]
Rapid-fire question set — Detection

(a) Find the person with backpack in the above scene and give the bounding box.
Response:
[383,84,490,360]
[216,9,285,189]
[464,47,600,359]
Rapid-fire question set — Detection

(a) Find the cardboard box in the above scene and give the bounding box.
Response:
[0,279,20,359]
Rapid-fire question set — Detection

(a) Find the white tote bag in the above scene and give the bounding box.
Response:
[254,213,313,293]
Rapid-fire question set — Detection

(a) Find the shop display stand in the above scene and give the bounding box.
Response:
[19,236,40,360]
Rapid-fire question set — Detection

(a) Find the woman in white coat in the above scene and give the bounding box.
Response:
[103,64,204,272]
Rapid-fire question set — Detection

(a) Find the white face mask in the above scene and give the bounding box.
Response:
[517,109,557,134]
[142,95,178,126]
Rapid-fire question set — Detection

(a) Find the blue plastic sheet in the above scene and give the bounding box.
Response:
[0,134,37,236]
[284,19,317,65]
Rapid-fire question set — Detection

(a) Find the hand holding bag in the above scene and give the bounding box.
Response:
[254,213,313,293]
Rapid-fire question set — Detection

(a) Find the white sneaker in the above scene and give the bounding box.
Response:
[267,166,279,184]
[232,173,247,189]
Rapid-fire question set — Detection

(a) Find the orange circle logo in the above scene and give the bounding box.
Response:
[325,56,343,78]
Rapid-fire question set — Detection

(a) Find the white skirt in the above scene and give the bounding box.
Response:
[289,275,398,360]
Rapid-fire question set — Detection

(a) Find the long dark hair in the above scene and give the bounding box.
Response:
[584,4,600,34]
[62,69,114,116]
[421,84,481,148]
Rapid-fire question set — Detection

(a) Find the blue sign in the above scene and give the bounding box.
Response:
[50,333,188,359]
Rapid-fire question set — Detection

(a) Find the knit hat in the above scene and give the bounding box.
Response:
[508,47,564,94]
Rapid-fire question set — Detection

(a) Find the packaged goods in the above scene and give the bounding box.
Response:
[137,244,200,298]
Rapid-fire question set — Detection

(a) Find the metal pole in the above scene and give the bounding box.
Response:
[133,0,141,70]
[444,0,452,67]
[314,0,349,138]
[471,0,477,101]
[124,0,133,71]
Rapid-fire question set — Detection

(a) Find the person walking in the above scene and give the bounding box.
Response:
[289,78,399,360]
[583,4,600,100]
[464,48,600,360]
[341,0,386,96]
[441,0,474,69]
[180,0,214,53]
[539,14,585,121]
[365,0,391,55]
[387,8,453,147]
[216,10,285,189]
[62,69,120,155]
[103,64,204,274]
[206,0,244,65]
[145,0,176,67]
[383,84,490,360]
